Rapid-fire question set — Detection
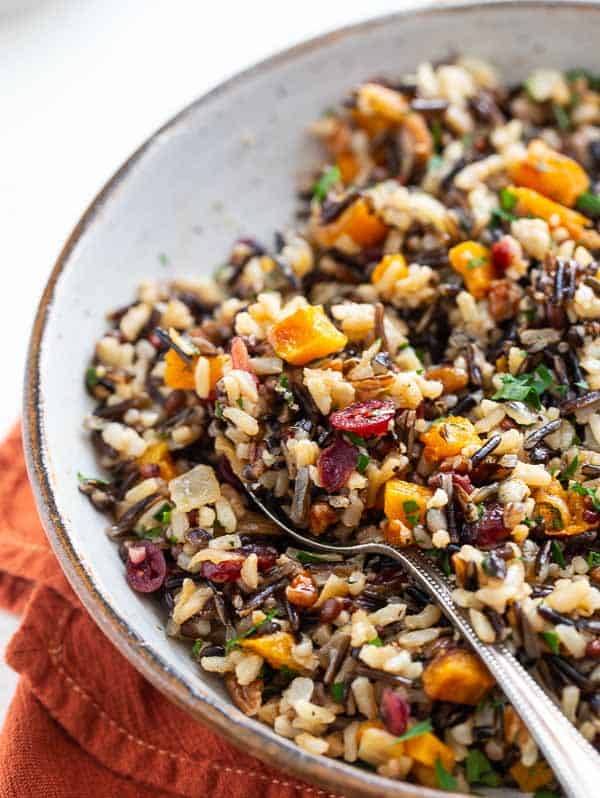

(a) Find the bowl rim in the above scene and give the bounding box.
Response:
[22,2,600,796]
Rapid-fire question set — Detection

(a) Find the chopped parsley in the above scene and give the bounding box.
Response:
[552,103,571,131]
[534,792,560,798]
[367,636,383,647]
[345,431,367,447]
[77,471,109,486]
[191,639,203,658]
[576,190,600,217]
[465,749,501,787]
[153,503,172,524]
[571,481,600,512]
[279,665,298,680]
[500,187,518,211]
[491,205,518,225]
[403,499,421,527]
[551,540,566,569]
[435,757,457,791]
[214,400,225,420]
[85,366,99,389]
[236,397,244,409]
[396,718,433,742]
[330,682,345,702]
[431,120,443,152]
[356,453,370,474]
[313,165,341,202]
[587,551,600,568]
[542,630,560,655]
[566,68,600,91]
[225,609,279,654]
[278,374,295,408]
[295,550,332,564]
[492,365,555,409]
[137,526,163,541]
[467,255,487,270]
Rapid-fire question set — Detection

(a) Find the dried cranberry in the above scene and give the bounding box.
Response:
[241,543,278,571]
[452,473,473,494]
[380,688,409,736]
[330,399,396,438]
[583,508,600,524]
[467,502,509,548]
[586,640,600,659]
[139,463,161,479]
[126,542,167,593]
[318,437,358,493]
[491,236,516,272]
[200,559,244,583]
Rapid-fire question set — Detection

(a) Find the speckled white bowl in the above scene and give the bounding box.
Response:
[24,3,600,795]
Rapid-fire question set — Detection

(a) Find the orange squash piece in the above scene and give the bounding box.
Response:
[137,440,178,482]
[405,731,455,771]
[240,631,296,670]
[164,348,197,390]
[384,480,433,527]
[425,366,469,394]
[420,416,480,461]
[508,138,590,207]
[371,253,409,285]
[509,760,554,793]
[422,650,495,705]
[449,241,495,299]
[411,764,438,789]
[510,186,590,239]
[535,477,592,536]
[313,198,388,249]
[268,305,347,366]
[336,151,360,184]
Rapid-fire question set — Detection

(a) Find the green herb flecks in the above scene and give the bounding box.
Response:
[278,374,295,408]
[396,718,433,742]
[492,365,556,409]
[225,609,279,654]
[357,453,370,474]
[330,682,345,703]
[551,540,566,569]
[552,103,571,131]
[137,526,163,541]
[467,255,487,270]
[500,187,518,212]
[576,191,600,217]
[85,366,99,390]
[153,503,172,524]
[345,431,367,447]
[587,551,600,568]
[571,481,600,512]
[435,757,458,791]
[313,165,341,202]
[465,749,501,787]
[191,639,203,658]
[295,550,334,564]
[558,455,579,487]
[542,631,560,655]
[367,636,383,647]
[214,400,225,420]
[402,499,420,527]
[77,471,109,486]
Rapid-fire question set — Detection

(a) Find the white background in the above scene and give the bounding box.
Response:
[0,0,402,729]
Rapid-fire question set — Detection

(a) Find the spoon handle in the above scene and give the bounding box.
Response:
[393,546,600,798]
[245,491,600,795]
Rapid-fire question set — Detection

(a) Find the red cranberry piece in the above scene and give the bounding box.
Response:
[241,543,278,571]
[491,236,517,272]
[381,688,409,736]
[471,502,510,548]
[586,640,600,659]
[126,542,167,593]
[318,437,358,493]
[452,473,473,494]
[139,462,161,479]
[200,559,244,583]
[330,399,396,438]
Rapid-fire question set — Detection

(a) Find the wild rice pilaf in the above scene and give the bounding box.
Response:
[81,59,600,793]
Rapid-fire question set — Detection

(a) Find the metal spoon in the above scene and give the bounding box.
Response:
[244,485,600,798]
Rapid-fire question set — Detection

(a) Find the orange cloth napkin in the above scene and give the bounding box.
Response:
[0,425,341,798]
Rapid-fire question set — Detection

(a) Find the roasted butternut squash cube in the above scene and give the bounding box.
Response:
[384,480,433,527]
[371,253,409,285]
[240,631,296,670]
[405,731,455,771]
[164,348,197,390]
[313,198,388,249]
[268,305,347,366]
[510,186,590,239]
[420,416,480,461]
[425,366,469,394]
[509,760,554,792]
[422,650,495,705]
[336,151,360,184]
[449,241,494,299]
[508,138,590,207]
[137,440,178,482]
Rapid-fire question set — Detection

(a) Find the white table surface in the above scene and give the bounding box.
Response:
[0,0,400,729]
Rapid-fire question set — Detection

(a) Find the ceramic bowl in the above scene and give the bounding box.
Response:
[24,2,600,795]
